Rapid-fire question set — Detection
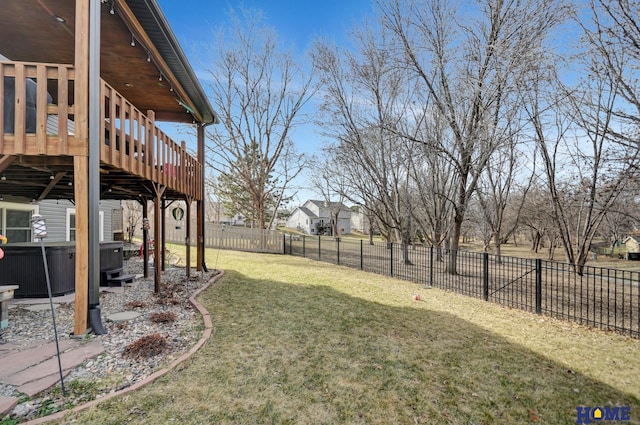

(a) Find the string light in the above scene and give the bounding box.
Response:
[107,4,182,108]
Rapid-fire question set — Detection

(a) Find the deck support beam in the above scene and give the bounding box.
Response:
[73,156,88,335]
[185,195,193,278]
[197,123,205,272]
[73,0,89,336]
[152,183,166,293]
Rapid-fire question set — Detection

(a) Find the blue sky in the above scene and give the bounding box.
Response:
[158,0,374,53]
[156,0,374,202]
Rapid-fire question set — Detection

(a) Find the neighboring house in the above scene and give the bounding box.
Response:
[349,206,374,234]
[209,201,245,226]
[286,200,351,236]
[623,236,640,254]
[0,199,122,243]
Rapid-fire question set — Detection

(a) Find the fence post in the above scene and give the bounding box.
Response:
[283,234,286,255]
[390,242,394,277]
[337,238,340,265]
[535,258,542,314]
[289,234,292,255]
[303,235,306,258]
[360,239,363,270]
[483,252,489,301]
[429,246,434,287]
[318,235,321,261]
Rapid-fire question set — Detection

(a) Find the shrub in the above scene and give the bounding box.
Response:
[122,333,168,358]
[148,311,177,323]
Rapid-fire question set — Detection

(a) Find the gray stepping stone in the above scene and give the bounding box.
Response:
[23,304,59,312]
[106,311,141,322]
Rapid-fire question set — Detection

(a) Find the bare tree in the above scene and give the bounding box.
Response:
[582,0,640,137]
[523,2,640,272]
[597,192,640,256]
[475,133,534,259]
[308,154,349,237]
[404,111,457,259]
[122,200,142,243]
[312,26,420,264]
[203,7,315,229]
[379,0,568,273]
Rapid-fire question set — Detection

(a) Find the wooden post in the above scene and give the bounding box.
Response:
[73,0,89,336]
[73,156,88,335]
[185,196,192,278]
[142,199,149,278]
[161,198,166,272]
[153,183,165,293]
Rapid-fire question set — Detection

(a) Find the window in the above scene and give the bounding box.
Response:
[67,209,104,241]
[6,209,33,242]
[0,202,38,243]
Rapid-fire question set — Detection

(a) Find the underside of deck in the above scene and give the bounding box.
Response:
[0,62,202,203]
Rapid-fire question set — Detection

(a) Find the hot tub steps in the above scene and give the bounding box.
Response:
[103,268,136,287]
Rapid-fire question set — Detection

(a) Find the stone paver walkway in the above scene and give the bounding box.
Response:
[0,334,105,415]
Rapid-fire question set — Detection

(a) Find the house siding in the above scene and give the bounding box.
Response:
[286,209,312,234]
[38,199,121,242]
[38,201,68,241]
[625,237,640,253]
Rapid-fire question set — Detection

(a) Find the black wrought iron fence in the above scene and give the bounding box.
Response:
[284,235,640,338]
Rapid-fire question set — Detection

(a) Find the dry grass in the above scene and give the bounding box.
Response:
[465,241,640,271]
[57,250,640,425]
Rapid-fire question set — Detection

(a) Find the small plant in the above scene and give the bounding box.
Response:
[123,333,168,358]
[125,300,148,309]
[156,282,186,306]
[148,311,177,323]
[35,399,59,417]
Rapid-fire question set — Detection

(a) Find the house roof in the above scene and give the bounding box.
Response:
[306,199,348,209]
[0,0,217,124]
[297,207,318,219]
[623,236,640,244]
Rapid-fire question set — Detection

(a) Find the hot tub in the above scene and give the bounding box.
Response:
[0,241,124,298]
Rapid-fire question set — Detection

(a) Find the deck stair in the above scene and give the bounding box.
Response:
[102,268,136,287]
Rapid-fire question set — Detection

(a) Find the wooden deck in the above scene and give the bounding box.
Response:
[0,61,201,201]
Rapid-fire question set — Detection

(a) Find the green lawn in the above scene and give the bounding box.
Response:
[58,250,640,424]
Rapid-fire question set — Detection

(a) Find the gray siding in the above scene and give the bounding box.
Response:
[38,201,69,241]
[38,199,121,242]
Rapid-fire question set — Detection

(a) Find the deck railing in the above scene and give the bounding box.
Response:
[0,61,201,199]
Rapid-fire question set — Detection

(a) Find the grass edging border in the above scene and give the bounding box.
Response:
[23,270,224,425]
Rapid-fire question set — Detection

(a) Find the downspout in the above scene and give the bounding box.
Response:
[88,0,106,334]
[199,121,214,272]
